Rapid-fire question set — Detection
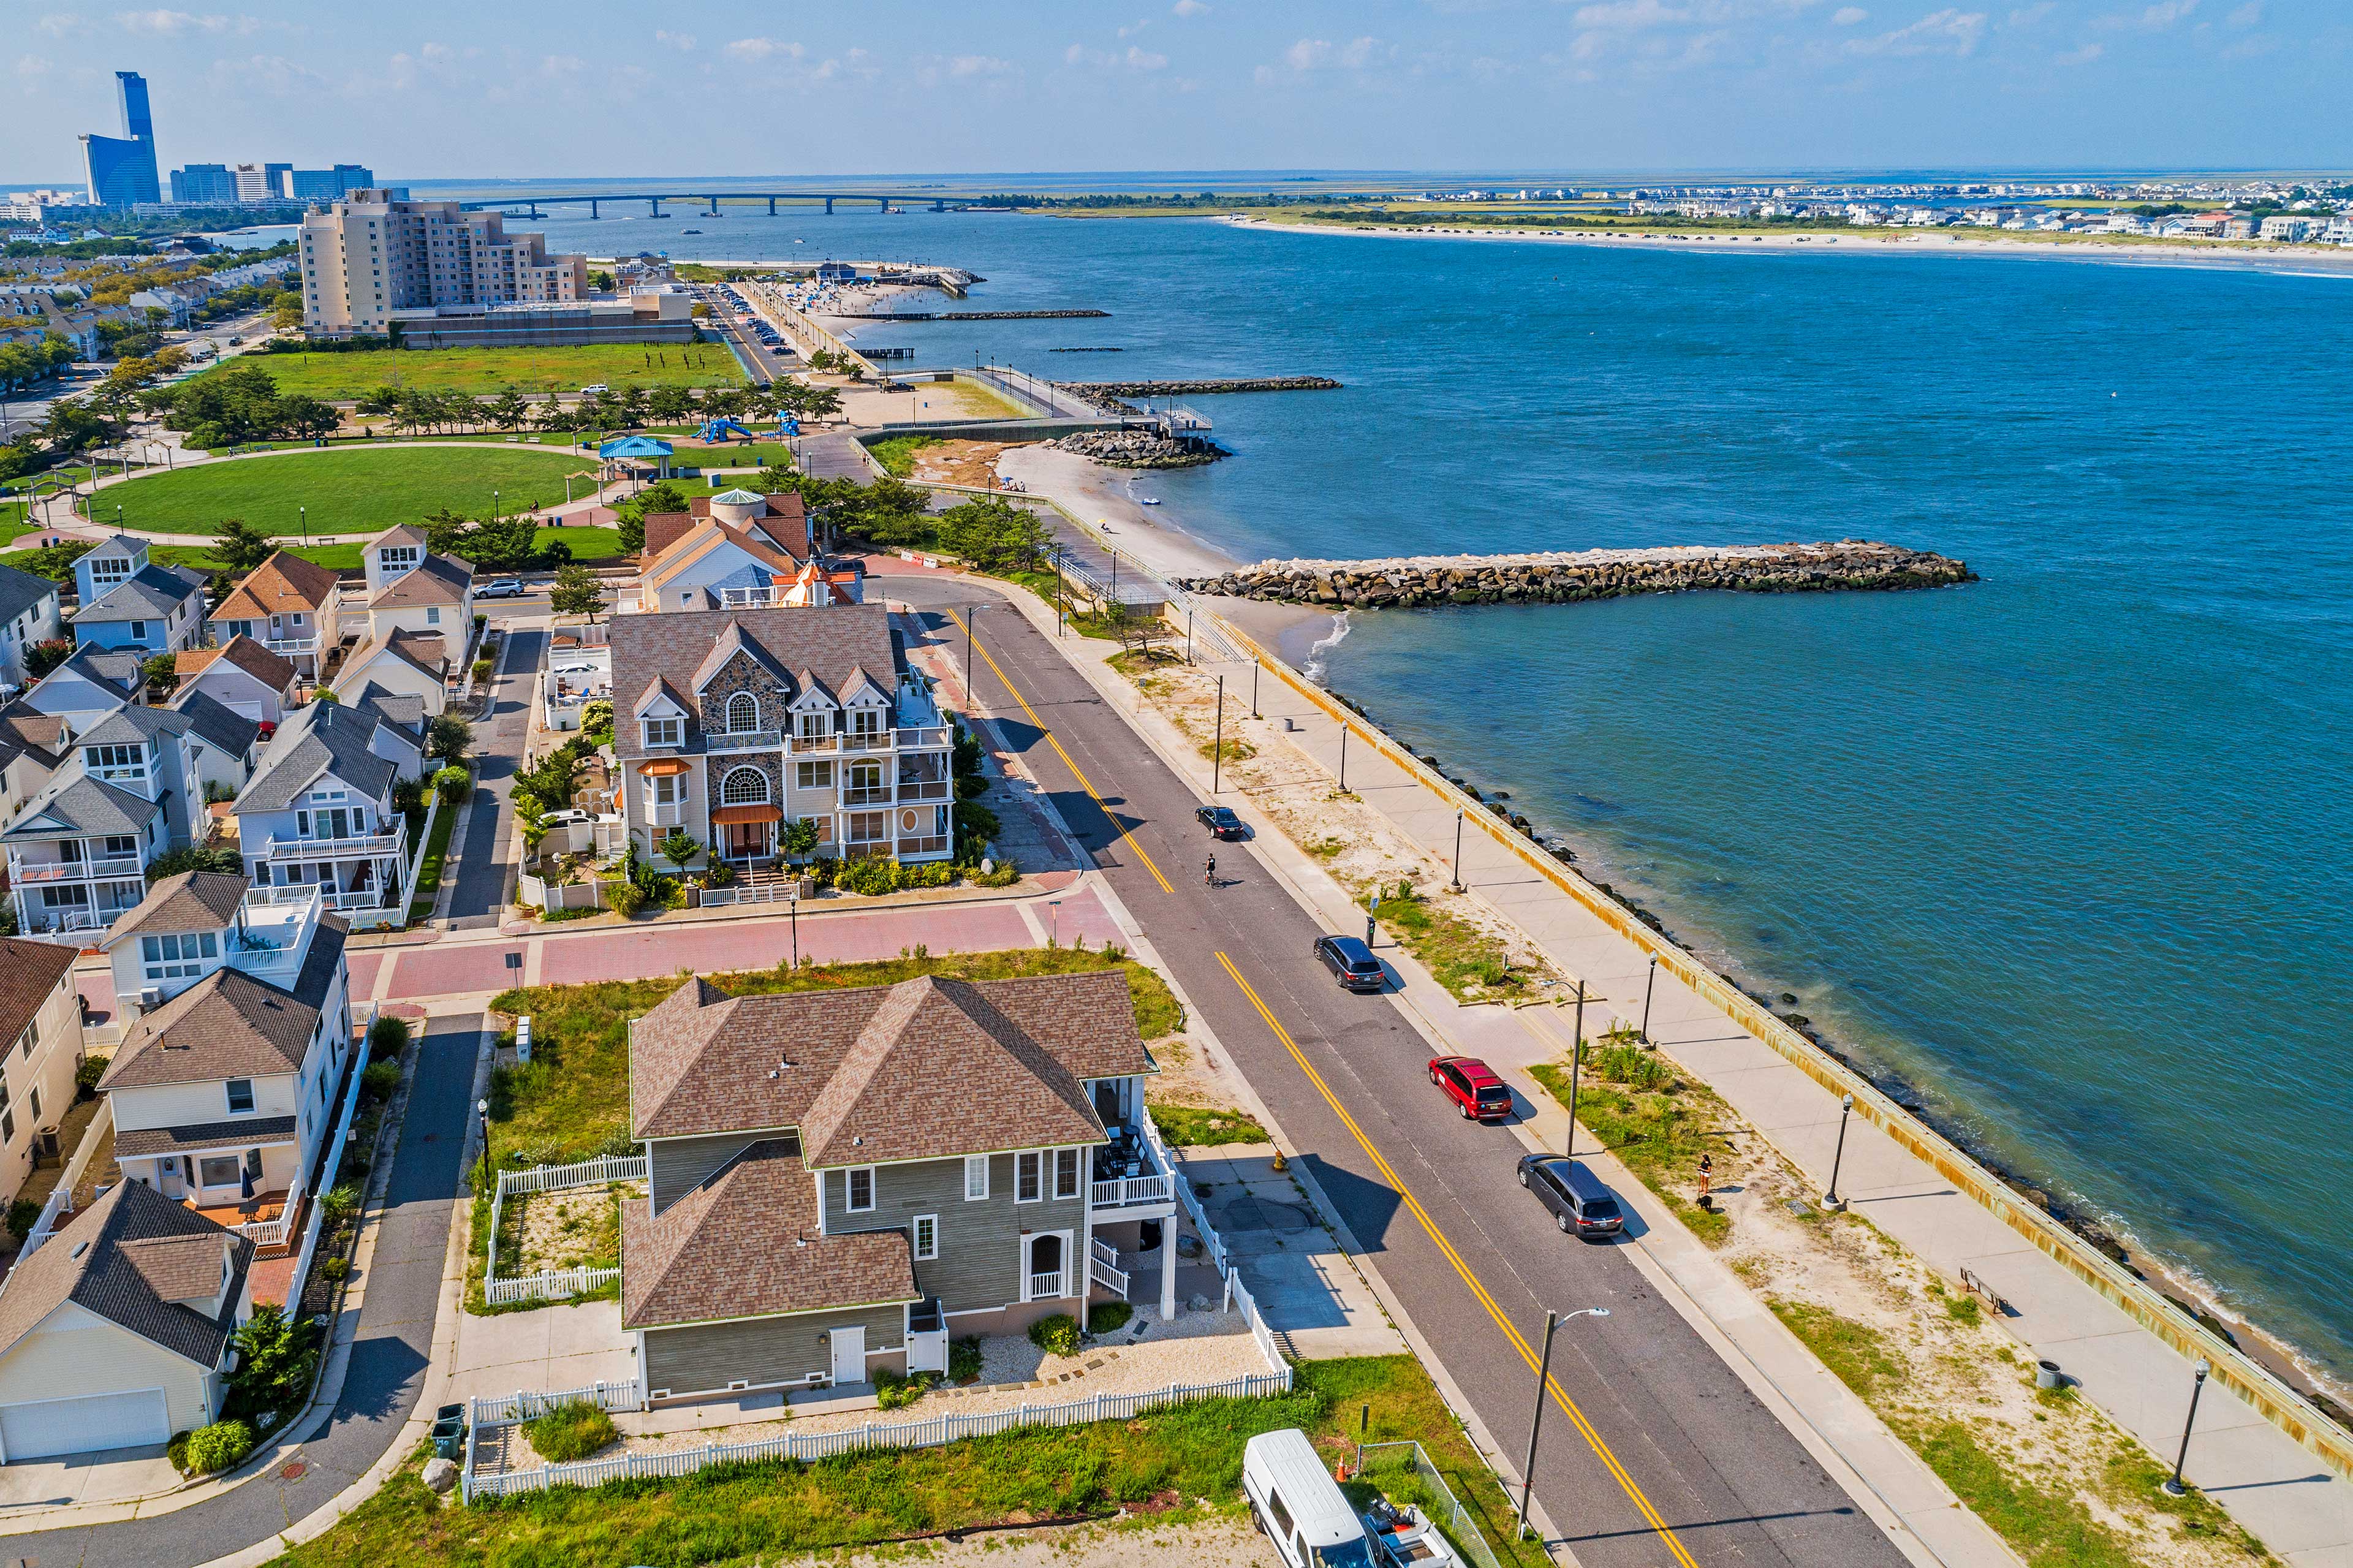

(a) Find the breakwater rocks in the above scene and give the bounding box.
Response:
[1181,541,1975,607]
[1045,430,1226,468]
[834,309,1109,320]
[1061,376,1343,396]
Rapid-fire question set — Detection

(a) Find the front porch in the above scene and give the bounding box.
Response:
[112,1123,304,1248]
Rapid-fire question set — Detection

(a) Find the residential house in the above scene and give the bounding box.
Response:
[358,525,472,677]
[607,607,952,872]
[0,939,88,1210]
[172,637,300,727]
[167,688,263,807]
[0,1180,253,1460]
[621,969,1171,1403]
[19,645,143,736]
[632,490,860,613]
[96,873,352,1259]
[0,564,63,689]
[0,706,70,831]
[205,551,343,680]
[330,635,447,719]
[68,536,207,657]
[1,700,208,938]
[232,699,420,925]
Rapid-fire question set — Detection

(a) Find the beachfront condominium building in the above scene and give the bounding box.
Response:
[284,165,374,202]
[233,164,293,203]
[169,164,238,205]
[81,71,161,208]
[296,189,587,336]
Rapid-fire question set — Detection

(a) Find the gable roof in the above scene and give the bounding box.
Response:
[619,1140,917,1330]
[338,634,443,686]
[0,561,58,626]
[0,700,69,769]
[0,771,160,840]
[77,702,192,749]
[98,917,346,1090]
[368,523,427,550]
[0,1181,250,1371]
[49,645,144,698]
[237,698,396,812]
[179,635,297,695]
[102,870,248,945]
[366,552,472,610]
[211,550,339,620]
[172,687,263,757]
[629,969,1149,1158]
[72,563,205,624]
[640,513,697,559]
[689,618,792,694]
[0,934,77,1049]
[608,607,902,764]
[346,683,426,738]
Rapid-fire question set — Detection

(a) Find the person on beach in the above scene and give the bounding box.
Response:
[1699,1154,1713,1203]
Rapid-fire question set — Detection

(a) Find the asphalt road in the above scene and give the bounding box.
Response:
[13,1014,482,1568]
[888,575,1908,1568]
[447,624,545,928]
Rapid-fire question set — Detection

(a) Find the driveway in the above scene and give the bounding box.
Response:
[0,1445,178,1515]
[6,1015,482,1567]
[448,624,544,928]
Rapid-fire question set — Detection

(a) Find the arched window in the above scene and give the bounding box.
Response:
[721,768,770,805]
[726,692,760,733]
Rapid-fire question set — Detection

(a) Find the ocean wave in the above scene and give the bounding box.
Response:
[1303,610,1351,680]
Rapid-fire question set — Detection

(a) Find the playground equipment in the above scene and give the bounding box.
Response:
[697,417,756,444]
[775,414,800,437]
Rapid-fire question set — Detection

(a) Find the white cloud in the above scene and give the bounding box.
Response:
[948,53,1015,77]
[1833,4,1868,20]
[116,9,254,34]
[1172,0,1210,13]
[1067,40,1169,68]
[211,52,327,92]
[1845,6,1987,53]
[722,36,804,62]
[1285,37,1332,67]
[2138,0,2196,25]
[2218,31,2274,55]
[1117,18,1151,37]
[1571,0,1688,28]
[540,54,585,77]
[654,29,696,50]
[2007,1,2053,20]
[2055,40,2104,61]
[34,13,83,36]
[15,53,57,80]
[2224,0,2260,22]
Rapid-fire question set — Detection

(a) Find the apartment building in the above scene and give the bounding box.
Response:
[296,189,586,336]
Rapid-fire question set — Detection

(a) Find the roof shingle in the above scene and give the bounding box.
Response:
[0,1180,251,1369]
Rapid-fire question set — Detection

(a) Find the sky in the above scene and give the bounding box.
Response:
[7,1,2349,185]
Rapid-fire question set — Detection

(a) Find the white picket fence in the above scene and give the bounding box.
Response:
[472,1378,644,1427]
[463,1368,1294,1504]
[282,1015,376,1311]
[482,1154,647,1306]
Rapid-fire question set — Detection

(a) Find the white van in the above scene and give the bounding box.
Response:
[1243,1428,1377,1568]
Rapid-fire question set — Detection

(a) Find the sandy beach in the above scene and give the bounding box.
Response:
[1242,215,2353,278]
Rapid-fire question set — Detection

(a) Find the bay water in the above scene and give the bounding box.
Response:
[461,195,2353,1393]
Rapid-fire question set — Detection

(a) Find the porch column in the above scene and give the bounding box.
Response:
[1160,1219,1178,1319]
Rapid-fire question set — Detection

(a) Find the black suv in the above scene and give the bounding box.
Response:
[1516,1154,1624,1238]
[1314,935,1386,993]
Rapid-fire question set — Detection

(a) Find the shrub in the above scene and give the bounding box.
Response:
[471,657,493,683]
[873,1368,939,1410]
[523,1400,616,1462]
[361,1059,401,1102]
[227,1301,319,1418]
[949,1336,983,1382]
[605,879,646,917]
[4,1197,39,1240]
[76,1054,107,1099]
[434,765,471,806]
[838,856,899,896]
[1027,1312,1081,1358]
[317,1256,349,1283]
[972,857,1020,888]
[366,1013,410,1063]
[1088,1301,1134,1336]
[322,1183,363,1224]
[182,1419,255,1474]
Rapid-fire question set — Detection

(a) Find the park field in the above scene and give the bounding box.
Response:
[203,341,746,399]
[93,445,597,538]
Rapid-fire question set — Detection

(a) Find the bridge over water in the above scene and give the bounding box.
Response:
[458,191,982,218]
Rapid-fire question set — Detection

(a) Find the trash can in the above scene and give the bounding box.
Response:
[2035,1360,2064,1392]
[431,1414,466,1460]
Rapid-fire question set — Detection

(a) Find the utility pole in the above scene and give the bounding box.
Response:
[1564,980,1587,1161]
[1518,1311,1558,1542]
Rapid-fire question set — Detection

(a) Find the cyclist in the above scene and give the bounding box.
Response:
[1203,854,1216,887]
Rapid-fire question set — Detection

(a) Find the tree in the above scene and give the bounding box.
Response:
[798,383,843,419]
[613,479,694,556]
[11,539,94,582]
[781,817,820,861]
[213,515,275,573]
[487,388,531,433]
[656,828,701,868]
[225,1302,319,1421]
[647,384,692,424]
[419,507,474,558]
[939,496,1053,574]
[141,651,180,694]
[426,713,473,763]
[547,561,606,621]
[464,513,540,573]
[279,396,340,440]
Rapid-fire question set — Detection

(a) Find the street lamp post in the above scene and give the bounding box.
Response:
[2164,1362,2210,1498]
[1250,660,1260,719]
[1640,955,1658,1041]
[1563,981,1587,1161]
[476,1096,491,1172]
[1451,808,1466,891]
[1823,1093,1855,1211]
[788,887,800,968]
[300,505,307,547]
[1338,724,1349,793]
[1516,1306,1610,1541]
[493,488,501,521]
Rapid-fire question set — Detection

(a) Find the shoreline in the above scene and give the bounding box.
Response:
[1241,215,2353,279]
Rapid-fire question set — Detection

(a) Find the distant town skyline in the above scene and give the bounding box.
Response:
[7,1,2350,183]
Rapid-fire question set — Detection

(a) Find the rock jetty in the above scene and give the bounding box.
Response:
[1058,376,1342,396]
[1180,541,1974,607]
[1045,430,1227,468]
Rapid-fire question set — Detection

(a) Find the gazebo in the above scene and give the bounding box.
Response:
[597,434,675,487]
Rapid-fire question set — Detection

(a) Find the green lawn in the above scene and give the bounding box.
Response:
[869,434,944,477]
[404,792,461,923]
[92,446,597,538]
[202,343,745,399]
[484,948,1182,1168]
[261,1357,1545,1568]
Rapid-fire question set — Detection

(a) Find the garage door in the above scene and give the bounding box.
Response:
[0,1388,170,1460]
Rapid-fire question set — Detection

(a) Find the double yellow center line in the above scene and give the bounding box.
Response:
[1217,953,1700,1567]
[944,606,1173,895]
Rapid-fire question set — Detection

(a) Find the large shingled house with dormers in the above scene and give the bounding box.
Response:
[606,605,951,872]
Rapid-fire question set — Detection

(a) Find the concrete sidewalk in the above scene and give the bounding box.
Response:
[1200,649,2353,1568]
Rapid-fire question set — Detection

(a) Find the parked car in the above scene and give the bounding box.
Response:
[1242,1429,1379,1568]
[1313,934,1385,993]
[1516,1154,1624,1238]
[1428,1056,1513,1121]
[1195,804,1246,840]
[480,578,526,599]
[578,382,610,394]
[537,808,591,827]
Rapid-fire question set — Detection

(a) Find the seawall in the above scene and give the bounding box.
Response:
[1181,540,1974,607]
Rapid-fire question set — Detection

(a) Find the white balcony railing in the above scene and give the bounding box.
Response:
[13,855,144,884]
[265,636,319,656]
[1090,1172,1173,1209]
[841,786,892,807]
[896,780,951,802]
[706,729,783,754]
[1028,1270,1064,1301]
[1089,1238,1129,1295]
[896,726,951,749]
[87,766,154,790]
[268,830,404,860]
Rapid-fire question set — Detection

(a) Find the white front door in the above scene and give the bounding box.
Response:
[829,1325,866,1385]
[0,1388,170,1460]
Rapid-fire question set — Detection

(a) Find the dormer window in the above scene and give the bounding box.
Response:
[724,693,759,733]
[849,707,884,740]
[643,716,681,748]
[143,930,219,980]
[795,710,830,742]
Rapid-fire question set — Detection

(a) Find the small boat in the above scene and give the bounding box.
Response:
[682,229,703,235]
[1363,1498,1464,1566]
[1138,497,1161,506]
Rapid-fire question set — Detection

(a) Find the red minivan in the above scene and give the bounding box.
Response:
[1428,1056,1514,1121]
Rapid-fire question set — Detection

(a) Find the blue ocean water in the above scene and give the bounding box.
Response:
[496,202,2353,1388]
